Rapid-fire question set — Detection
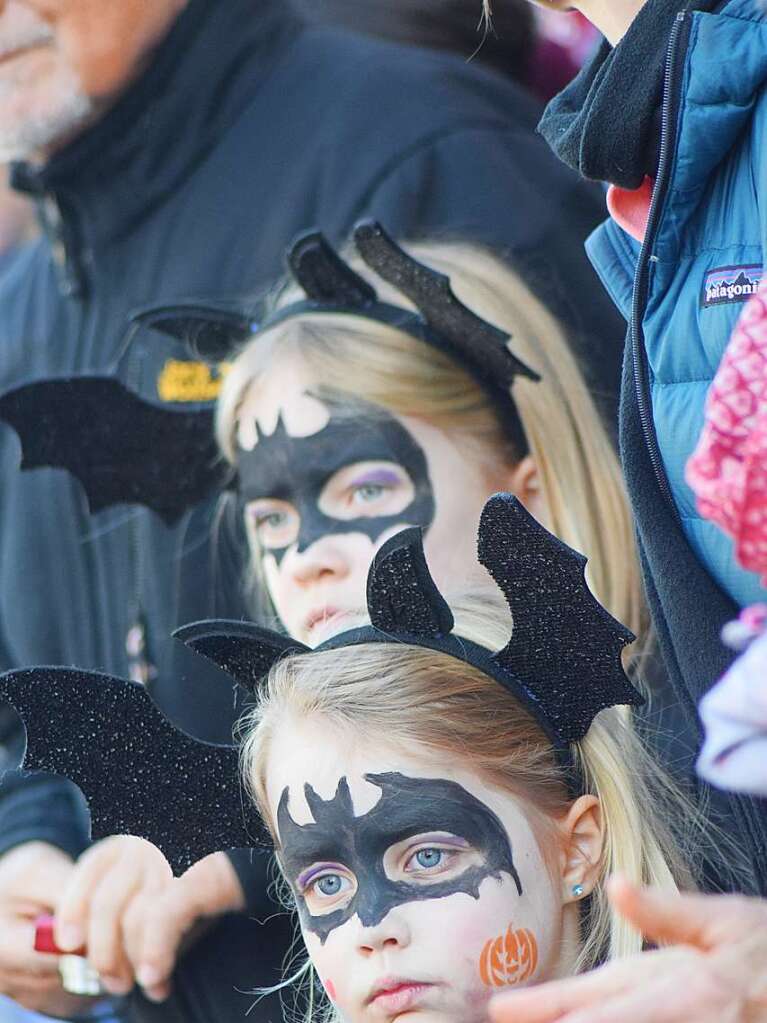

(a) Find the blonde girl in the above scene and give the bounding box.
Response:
[215,228,644,648]
[234,496,693,1023]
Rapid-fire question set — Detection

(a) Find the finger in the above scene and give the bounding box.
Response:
[134,882,201,996]
[607,877,718,950]
[0,921,62,979]
[560,975,705,1023]
[55,843,119,951]
[1,969,65,996]
[489,962,640,1023]
[86,857,146,992]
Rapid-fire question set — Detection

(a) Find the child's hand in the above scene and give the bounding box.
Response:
[488,878,767,1023]
[122,851,247,1003]
[0,841,93,1018]
[54,835,173,995]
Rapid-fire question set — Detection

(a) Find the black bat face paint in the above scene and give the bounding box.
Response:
[236,398,435,565]
[277,772,522,944]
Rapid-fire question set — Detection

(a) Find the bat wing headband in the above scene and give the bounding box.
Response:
[0,223,537,524]
[0,496,640,872]
[179,494,642,754]
[138,220,539,455]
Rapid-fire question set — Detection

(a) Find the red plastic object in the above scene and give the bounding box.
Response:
[33,914,86,956]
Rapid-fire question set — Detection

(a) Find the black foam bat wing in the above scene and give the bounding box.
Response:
[0,667,265,874]
[174,620,307,694]
[132,303,254,362]
[477,494,641,745]
[0,376,231,525]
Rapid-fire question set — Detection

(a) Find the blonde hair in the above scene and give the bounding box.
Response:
[241,594,695,995]
[216,241,645,642]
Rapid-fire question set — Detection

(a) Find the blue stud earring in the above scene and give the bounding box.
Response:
[572,884,585,898]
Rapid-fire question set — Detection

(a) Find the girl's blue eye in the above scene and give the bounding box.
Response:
[353,482,385,503]
[415,848,442,869]
[315,874,344,896]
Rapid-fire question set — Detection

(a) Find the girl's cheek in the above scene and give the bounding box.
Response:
[324,978,337,1001]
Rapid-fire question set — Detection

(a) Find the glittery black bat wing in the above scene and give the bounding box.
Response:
[365,527,454,638]
[132,303,254,362]
[353,220,540,388]
[0,667,265,873]
[174,620,308,694]
[477,494,641,745]
[288,230,376,306]
[0,376,230,526]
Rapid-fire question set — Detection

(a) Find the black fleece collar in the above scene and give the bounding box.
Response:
[538,0,720,189]
[11,0,300,245]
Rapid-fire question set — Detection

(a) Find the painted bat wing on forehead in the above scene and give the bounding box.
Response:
[0,376,232,525]
[0,667,266,874]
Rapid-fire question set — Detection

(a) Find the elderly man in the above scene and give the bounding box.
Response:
[0,0,624,1020]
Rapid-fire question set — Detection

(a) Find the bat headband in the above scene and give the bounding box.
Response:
[178,494,642,756]
[0,496,641,873]
[136,219,540,456]
[0,223,538,525]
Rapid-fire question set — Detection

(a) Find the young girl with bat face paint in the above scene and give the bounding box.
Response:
[238,558,695,1023]
[216,239,645,649]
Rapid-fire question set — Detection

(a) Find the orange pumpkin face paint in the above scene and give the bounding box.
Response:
[479,924,538,988]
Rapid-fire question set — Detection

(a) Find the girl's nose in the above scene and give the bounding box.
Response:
[356,911,412,956]
[289,537,351,585]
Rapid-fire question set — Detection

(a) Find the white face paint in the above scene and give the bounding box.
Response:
[236,362,535,645]
[266,719,578,1023]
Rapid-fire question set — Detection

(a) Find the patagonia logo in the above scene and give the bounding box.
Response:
[157,359,230,403]
[702,265,763,308]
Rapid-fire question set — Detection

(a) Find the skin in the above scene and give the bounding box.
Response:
[0,0,187,161]
[523,0,647,46]
[489,877,767,1023]
[237,361,545,645]
[265,718,604,1023]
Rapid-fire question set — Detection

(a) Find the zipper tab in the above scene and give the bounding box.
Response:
[8,163,86,299]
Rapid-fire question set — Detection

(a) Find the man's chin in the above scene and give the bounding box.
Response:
[0,77,93,161]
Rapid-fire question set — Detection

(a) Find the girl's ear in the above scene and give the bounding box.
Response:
[507,454,546,524]
[557,795,604,902]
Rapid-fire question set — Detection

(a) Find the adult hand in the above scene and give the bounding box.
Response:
[489,876,767,1023]
[121,850,246,1003]
[0,840,93,1018]
[55,834,173,997]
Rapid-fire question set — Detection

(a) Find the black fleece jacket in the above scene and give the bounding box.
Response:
[0,1,625,1018]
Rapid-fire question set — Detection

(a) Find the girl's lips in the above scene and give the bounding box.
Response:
[369,981,435,1015]
[303,606,338,633]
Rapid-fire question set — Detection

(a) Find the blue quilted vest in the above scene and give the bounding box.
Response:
[587,0,767,609]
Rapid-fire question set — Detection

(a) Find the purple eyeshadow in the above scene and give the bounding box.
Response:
[350,468,403,488]
[297,863,346,890]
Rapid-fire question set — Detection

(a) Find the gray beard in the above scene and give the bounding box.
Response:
[0,67,94,162]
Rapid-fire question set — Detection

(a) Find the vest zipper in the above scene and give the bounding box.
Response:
[630,10,690,522]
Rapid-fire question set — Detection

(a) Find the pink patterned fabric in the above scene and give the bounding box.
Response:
[686,279,767,584]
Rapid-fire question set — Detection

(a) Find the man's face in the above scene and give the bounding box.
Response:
[0,0,186,160]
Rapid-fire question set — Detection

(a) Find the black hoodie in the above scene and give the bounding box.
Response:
[0,1,625,1018]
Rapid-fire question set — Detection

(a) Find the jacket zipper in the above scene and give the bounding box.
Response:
[630,10,691,520]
